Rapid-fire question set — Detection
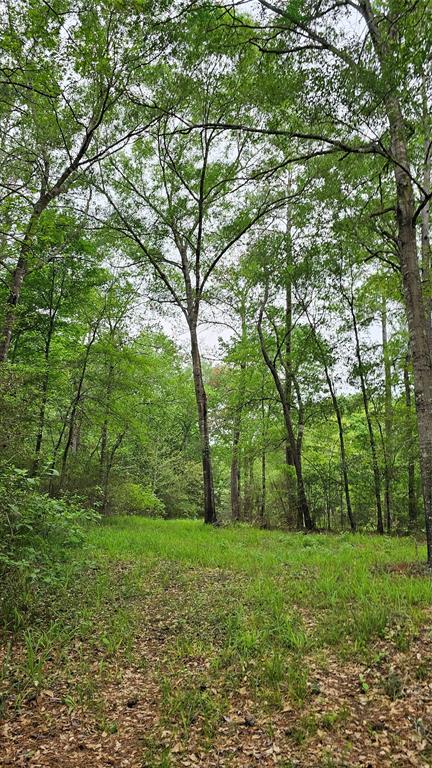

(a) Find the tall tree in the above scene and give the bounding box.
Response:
[101,106,286,521]
[202,0,432,559]
[0,0,166,361]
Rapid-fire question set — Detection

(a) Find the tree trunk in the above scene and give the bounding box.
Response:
[421,77,431,337]
[1,203,49,361]
[102,432,124,515]
[231,413,242,522]
[284,199,297,525]
[361,0,432,560]
[303,304,355,531]
[257,304,314,530]
[340,479,344,530]
[260,445,266,528]
[243,455,255,521]
[31,267,62,476]
[260,448,266,527]
[100,361,114,513]
[381,297,393,533]
[59,322,99,490]
[404,356,417,529]
[0,254,28,363]
[48,410,70,496]
[231,313,247,521]
[190,321,217,524]
[349,295,384,534]
[396,164,432,559]
[326,368,356,532]
[292,372,307,529]
[32,365,50,477]
[259,397,267,527]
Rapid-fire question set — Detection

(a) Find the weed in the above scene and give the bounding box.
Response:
[287,713,318,744]
[321,707,350,731]
[383,670,404,699]
[161,677,225,738]
[415,661,429,681]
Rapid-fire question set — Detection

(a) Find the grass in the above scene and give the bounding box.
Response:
[89,518,431,653]
[2,517,432,763]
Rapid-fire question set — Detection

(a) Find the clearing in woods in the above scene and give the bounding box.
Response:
[1,518,432,767]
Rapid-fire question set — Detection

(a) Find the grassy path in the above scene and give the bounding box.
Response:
[1,519,432,767]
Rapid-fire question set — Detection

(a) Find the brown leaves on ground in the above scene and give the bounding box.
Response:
[1,570,432,768]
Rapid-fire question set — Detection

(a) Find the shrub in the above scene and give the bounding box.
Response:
[157,459,203,518]
[0,463,98,625]
[111,481,165,517]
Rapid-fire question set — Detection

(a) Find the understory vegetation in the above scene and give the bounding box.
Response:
[2,519,432,766]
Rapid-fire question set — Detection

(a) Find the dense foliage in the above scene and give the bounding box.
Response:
[0,0,431,563]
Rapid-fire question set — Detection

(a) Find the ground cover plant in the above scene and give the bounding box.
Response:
[1,518,432,767]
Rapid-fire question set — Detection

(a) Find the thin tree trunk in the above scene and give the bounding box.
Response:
[260,448,266,527]
[48,410,71,496]
[348,294,384,534]
[292,371,306,529]
[231,312,247,521]
[284,198,297,526]
[340,479,344,530]
[243,455,254,521]
[59,322,100,489]
[257,298,314,530]
[259,397,267,527]
[101,432,124,515]
[327,370,356,532]
[404,356,417,529]
[230,411,242,521]
[190,321,217,524]
[303,304,356,531]
[381,297,393,532]
[284,199,294,467]
[32,364,50,477]
[100,361,115,513]
[31,264,65,476]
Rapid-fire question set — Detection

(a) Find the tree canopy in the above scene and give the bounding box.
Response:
[0,0,431,556]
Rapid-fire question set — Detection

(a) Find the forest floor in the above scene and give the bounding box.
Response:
[1,519,432,768]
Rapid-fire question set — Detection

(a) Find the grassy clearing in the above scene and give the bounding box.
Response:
[2,518,432,766]
[89,517,431,653]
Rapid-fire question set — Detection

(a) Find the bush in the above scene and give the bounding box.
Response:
[111,482,165,516]
[0,463,97,589]
[157,459,203,518]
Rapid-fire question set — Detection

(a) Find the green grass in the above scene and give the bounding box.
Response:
[2,517,432,755]
[87,518,432,731]
[88,518,432,654]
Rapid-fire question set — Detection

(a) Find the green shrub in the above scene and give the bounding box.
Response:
[157,460,203,518]
[111,481,165,517]
[0,463,98,624]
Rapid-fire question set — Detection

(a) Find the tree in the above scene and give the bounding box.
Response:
[198,0,432,559]
[0,0,167,361]
[100,51,289,521]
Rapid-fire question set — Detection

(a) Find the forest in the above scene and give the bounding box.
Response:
[1,1,432,767]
